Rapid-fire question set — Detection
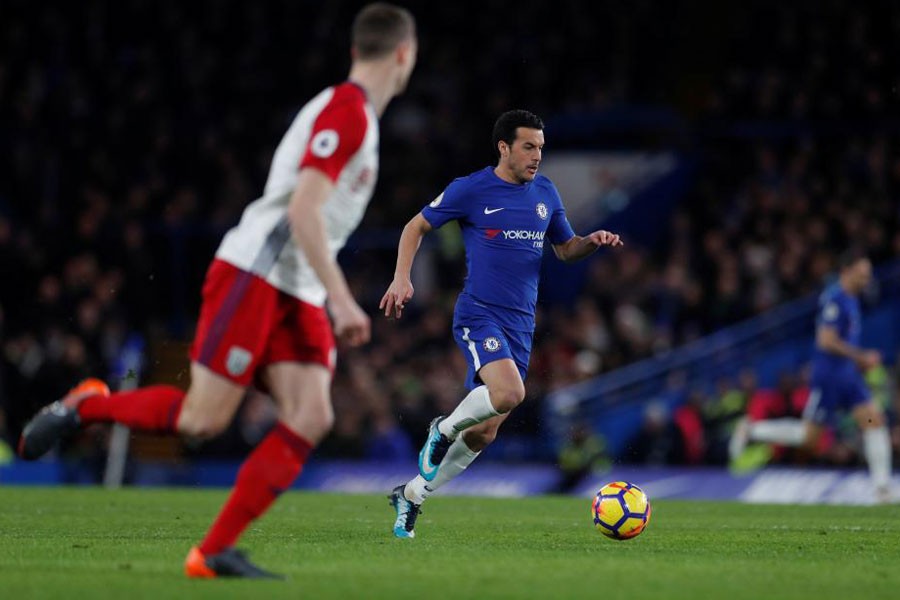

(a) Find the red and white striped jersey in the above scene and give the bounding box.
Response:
[215,82,379,306]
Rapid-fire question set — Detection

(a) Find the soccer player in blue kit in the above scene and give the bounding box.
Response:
[729,249,893,502]
[380,110,623,537]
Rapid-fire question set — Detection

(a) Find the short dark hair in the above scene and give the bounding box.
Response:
[838,246,869,271]
[352,3,416,60]
[492,109,544,157]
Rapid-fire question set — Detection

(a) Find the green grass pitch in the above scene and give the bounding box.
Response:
[1,487,899,599]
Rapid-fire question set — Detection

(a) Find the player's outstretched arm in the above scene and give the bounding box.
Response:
[380,212,433,319]
[288,167,370,346]
[552,230,623,263]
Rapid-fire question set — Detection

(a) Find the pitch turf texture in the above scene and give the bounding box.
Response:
[1,488,899,599]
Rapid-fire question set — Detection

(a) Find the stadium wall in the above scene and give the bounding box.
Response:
[1,459,896,506]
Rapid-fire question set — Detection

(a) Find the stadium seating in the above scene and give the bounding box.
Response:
[1,0,898,473]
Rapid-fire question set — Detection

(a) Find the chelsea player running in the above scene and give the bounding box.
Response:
[380,110,623,537]
[730,249,893,502]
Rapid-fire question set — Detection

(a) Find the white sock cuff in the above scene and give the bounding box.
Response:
[748,418,806,446]
[403,437,483,505]
[439,385,498,437]
[426,435,483,495]
[450,434,481,463]
[404,476,429,505]
[862,426,892,490]
[863,426,891,455]
[863,425,890,441]
[473,385,499,416]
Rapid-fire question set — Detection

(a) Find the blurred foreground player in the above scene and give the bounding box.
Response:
[18,3,417,578]
[730,249,893,502]
[380,110,623,538]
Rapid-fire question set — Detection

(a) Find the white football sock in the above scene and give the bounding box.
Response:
[405,436,481,504]
[748,418,806,446]
[404,476,430,505]
[863,426,892,491]
[437,385,499,439]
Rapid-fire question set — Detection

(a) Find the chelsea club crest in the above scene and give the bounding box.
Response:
[483,337,501,352]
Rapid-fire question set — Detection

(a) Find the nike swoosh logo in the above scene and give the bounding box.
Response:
[420,458,437,477]
[484,207,505,214]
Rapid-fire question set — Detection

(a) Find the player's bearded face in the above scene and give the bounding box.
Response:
[506,128,544,183]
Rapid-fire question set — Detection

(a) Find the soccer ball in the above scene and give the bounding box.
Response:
[591,481,651,540]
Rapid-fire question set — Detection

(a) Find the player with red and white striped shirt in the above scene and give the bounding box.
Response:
[18,3,417,579]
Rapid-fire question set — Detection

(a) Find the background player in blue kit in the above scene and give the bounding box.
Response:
[729,249,893,502]
[379,110,623,537]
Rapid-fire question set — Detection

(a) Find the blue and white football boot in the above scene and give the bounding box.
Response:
[418,416,452,482]
[389,485,421,539]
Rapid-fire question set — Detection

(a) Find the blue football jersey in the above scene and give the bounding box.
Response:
[811,282,861,375]
[421,167,576,331]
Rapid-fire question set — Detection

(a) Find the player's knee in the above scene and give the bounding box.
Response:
[281,398,334,442]
[177,411,230,440]
[308,403,335,437]
[859,408,885,429]
[490,384,525,413]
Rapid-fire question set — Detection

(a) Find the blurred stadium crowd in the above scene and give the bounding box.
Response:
[1,1,900,472]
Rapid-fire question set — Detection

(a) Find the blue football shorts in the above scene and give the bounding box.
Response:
[452,318,532,390]
[803,369,871,425]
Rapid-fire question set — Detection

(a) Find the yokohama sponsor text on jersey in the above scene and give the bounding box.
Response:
[215,82,378,307]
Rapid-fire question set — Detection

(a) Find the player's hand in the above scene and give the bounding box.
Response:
[859,349,882,371]
[379,277,414,319]
[328,293,371,347]
[586,230,624,247]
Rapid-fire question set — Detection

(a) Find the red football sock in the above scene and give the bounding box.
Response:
[198,422,312,555]
[78,385,185,432]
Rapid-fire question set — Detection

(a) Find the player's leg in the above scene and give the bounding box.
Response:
[78,361,244,438]
[173,364,246,438]
[190,363,329,570]
[852,400,892,501]
[747,418,809,446]
[266,362,334,443]
[437,357,524,435]
[729,387,826,468]
[418,324,524,481]
[412,357,523,497]
[187,295,335,577]
[396,331,531,537]
[404,411,509,506]
[437,327,527,436]
[394,324,529,537]
[182,339,297,576]
[833,372,893,501]
[414,385,497,482]
[17,361,245,460]
[396,372,518,538]
[395,360,523,537]
[419,364,522,481]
